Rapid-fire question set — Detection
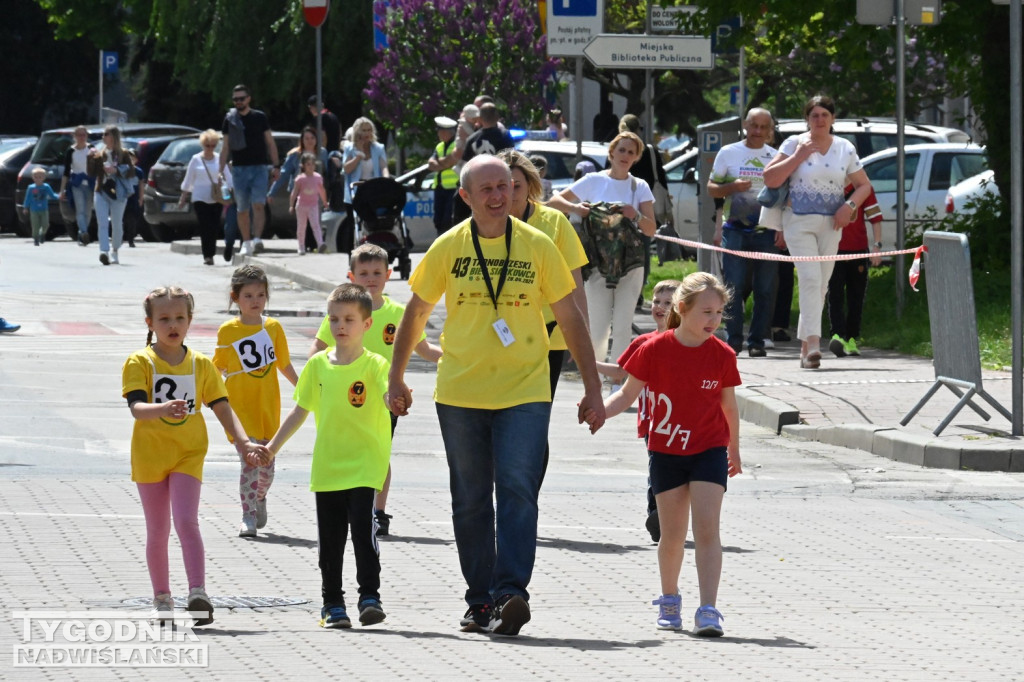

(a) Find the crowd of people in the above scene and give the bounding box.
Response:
[8,90,888,637]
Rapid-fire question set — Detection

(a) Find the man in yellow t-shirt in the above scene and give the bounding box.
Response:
[386,155,606,637]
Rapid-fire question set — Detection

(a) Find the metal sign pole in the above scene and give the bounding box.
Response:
[98,51,103,124]
[1010,0,1023,434]
[575,57,584,165]
[316,25,323,152]
[895,0,906,316]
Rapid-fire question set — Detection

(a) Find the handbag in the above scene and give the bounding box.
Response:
[757,180,789,209]
[202,158,232,205]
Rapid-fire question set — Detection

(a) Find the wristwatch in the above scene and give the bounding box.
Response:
[845,199,857,211]
[873,241,883,248]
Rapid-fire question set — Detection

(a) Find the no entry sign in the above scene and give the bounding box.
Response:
[303,0,330,28]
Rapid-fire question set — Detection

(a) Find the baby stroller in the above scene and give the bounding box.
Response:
[351,177,414,279]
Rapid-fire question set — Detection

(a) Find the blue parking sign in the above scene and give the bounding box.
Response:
[102,51,119,74]
[552,0,597,17]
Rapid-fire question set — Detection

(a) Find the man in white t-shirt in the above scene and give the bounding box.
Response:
[708,108,780,357]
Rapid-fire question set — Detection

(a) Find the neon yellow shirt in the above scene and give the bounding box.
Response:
[526,202,588,351]
[122,346,228,483]
[315,295,424,362]
[294,350,391,492]
[213,316,292,441]
[410,216,574,409]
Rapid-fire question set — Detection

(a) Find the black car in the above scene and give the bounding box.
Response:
[0,136,36,232]
[15,122,198,240]
[143,131,300,241]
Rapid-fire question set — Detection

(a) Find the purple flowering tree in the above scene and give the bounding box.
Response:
[365,0,559,148]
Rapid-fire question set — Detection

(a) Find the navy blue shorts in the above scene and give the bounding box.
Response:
[649,446,728,493]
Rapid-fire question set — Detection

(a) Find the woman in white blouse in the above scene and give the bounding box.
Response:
[179,129,233,265]
[762,95,873,370]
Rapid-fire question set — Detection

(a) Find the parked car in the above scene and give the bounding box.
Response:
[945,169,1000,216]
[861,143,988,249]
[143,131,299,242]
[15,123,198,240]
[663,145,700,252]
[776,118,971,159]
[516,139,609,195]
[0,136,36,232]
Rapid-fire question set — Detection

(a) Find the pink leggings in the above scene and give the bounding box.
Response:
[136,472,205,597]
[296,202,323,246]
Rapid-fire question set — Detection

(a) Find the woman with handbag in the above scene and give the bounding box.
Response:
[762,95,872,369]
[87,125,134,265]
[180,129,234,265]
[547,131,657,374]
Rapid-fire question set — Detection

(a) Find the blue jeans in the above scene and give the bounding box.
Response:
[721,227,779,349]
[231,165,269,212]
[94,192,126,254]
[70,183,93,235]
[435,401,552,606]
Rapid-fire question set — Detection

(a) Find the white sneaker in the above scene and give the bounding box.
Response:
[151,593,174,622]
[238,517,257,538]
[186,586,214,626]
[241,241,254,256]
[99,252,110,265]
[252,239,265,254]
[763,338,775,349]
[111,250,119,265]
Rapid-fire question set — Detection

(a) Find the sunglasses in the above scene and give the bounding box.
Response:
[232,96,248,103]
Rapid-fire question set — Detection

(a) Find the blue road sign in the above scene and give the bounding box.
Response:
[102,51,119,74]
[552,0,598,17]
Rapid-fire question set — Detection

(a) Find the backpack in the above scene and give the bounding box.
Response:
[655,222,683,265]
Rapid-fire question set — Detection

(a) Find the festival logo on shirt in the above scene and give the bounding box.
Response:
[348,381,366,407]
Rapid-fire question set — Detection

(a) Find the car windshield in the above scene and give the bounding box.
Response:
[29,133,77,165]
[159,139,206,165]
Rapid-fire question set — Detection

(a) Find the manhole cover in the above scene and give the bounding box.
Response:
[121,595,308,609]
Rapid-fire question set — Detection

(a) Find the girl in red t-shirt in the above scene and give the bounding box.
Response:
[593,271,742,636]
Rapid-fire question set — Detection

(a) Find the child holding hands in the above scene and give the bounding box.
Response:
[591,272,742,636]
[289,152,328,254]
[122,287,268,625]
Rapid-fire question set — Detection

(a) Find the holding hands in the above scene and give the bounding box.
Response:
[238,442,272,467]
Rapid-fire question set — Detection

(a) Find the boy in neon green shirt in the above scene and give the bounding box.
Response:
[308,244,441,536]
[267,283,394,630]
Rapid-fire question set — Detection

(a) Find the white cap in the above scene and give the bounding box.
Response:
[462,104,480,119]
[434,116,458,129]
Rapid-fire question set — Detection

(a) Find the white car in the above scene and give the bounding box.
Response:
[945,169,1000,216]
[776,118,971,158]
[861,143,988,249]
[515,139,609,195]
[663,146,700,248]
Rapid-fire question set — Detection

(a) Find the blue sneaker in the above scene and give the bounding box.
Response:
[652,594,682,630]
[693,604,724,637]
[357,598,386,626]
[0,318,20,334]
[320,604,351,629]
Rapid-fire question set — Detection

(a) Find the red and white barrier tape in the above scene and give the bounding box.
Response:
[652,235,928,290]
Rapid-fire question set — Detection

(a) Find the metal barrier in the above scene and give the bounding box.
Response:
[900,231,1012,435]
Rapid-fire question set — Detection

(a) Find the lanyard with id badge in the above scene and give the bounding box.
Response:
[471,217,515,347]
[149,354,197,424]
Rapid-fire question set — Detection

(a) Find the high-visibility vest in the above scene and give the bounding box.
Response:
[434,140,459,190]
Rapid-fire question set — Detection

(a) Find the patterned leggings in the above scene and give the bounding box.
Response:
[239,439,275,521]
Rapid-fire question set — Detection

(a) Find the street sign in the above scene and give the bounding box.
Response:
[857,0,941,25]
[546,0,604,57]
[303,0,330,28]
[583,34,713,70]
[101,51,118,74]
[712,16,741,54]
[650,5,697,33]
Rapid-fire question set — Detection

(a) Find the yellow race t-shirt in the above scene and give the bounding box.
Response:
[410,216,575,409]
[526,202,588,351]
[294,350,391,492]
[213,316,292,441]
[314,295,424,362]
[122,346,228,484]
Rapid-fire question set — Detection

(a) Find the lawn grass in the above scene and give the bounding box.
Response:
[640,257,1012,369]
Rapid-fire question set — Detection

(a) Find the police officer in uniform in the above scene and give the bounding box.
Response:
[427,116,461,234]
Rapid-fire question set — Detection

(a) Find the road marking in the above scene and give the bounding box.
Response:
[885,535,1016,543]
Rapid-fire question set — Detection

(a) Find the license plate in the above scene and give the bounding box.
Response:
[162,202,190,213]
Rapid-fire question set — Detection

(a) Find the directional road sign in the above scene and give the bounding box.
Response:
[583,34,713,70]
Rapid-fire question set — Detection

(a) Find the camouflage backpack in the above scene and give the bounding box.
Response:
[578,197,646,288]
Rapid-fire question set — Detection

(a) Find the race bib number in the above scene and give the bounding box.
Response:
[232,328,276,373]
[152,372,197,416]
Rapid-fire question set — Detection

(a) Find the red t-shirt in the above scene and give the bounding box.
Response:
[624,331,741,455]
[617,331,657,438]
[839,183,883,251]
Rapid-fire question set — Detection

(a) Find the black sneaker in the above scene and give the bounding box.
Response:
[375,509,392,537]
[772,328,791,342]
[645,509,661,543]
[357,598,386,626]
[748,346,767,358]
[223,244,234,262]
[459,603,494,633]
[492,594,530,636]
[78,232,89,246]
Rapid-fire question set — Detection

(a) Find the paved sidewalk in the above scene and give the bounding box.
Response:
[208,240,1023,473]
